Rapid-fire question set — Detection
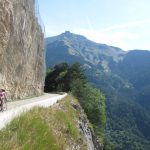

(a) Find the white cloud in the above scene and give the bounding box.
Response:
[70,19,150,50]
[45,19,150,50]
[100,19,150,32]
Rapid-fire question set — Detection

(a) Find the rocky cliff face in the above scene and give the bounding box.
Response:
[74,103,103,150]
[0,0,44,99]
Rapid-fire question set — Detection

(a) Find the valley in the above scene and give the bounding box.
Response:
[45,31,150,150]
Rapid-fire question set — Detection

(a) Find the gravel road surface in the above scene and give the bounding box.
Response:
[0,93,67,130]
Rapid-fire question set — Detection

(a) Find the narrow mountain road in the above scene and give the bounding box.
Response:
[0,93,67,130]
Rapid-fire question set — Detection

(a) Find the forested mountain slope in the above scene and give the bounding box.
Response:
[45,31,150,150]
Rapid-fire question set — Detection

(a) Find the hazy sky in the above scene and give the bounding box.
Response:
[38,0,150,50]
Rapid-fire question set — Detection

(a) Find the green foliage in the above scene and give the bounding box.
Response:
[45,62,107,143]
[72,83,106,130]
[55,110,79,139]
[46,68,52,76]
[44,62,86,92]
[0,109,60,150]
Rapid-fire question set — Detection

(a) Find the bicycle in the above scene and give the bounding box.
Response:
[0,97,7,112]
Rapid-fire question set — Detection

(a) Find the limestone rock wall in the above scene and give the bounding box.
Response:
[0,0,45,99]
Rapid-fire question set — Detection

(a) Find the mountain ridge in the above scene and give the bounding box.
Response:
[46,31,126,68]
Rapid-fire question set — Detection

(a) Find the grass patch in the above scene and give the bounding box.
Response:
[0,108,60,150]
[0,95,87,150]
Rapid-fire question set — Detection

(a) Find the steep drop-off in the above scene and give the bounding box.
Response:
[0,0,44,99]
[0,95,103,150]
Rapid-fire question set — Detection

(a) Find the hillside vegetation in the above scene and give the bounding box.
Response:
[45,31,150,150]
[0,95,99,150]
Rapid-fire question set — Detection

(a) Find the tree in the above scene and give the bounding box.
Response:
[44,62,86,92]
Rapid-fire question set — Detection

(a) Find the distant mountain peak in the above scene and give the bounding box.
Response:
[59,31,87,41]
[61,31,72,36]
[64,31,71,35]
[60,31,73,38]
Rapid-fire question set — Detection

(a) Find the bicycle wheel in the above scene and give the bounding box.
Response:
[2,100,7,111]
[0,100,3,111]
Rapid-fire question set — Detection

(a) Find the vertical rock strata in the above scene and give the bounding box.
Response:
[0,0,44,99]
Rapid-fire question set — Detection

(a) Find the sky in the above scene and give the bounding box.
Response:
[38,0,150,51]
